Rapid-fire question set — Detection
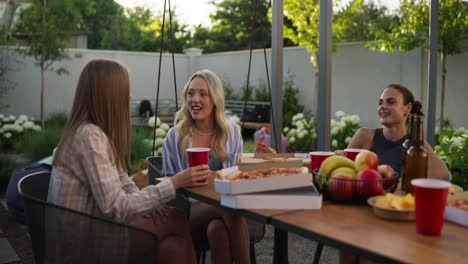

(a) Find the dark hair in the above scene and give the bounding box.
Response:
[139,100,153,118]
[386,84,424,116]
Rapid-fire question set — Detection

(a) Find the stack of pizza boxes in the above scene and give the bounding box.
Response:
[214,153,322,209]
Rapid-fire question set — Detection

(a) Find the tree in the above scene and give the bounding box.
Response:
[366,0,468,131]
[190,0,273,53]
[13,0,93,127]
[0,0,21,111]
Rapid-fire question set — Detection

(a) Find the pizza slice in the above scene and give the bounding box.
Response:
[215,167,308,182]
[255,141,277,154]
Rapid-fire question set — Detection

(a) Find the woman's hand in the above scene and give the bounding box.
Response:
[171,165,211,189]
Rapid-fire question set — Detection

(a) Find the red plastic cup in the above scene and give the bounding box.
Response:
[186,148,210,167]
[309,151,334,171]
[343,148,364,161]
[411,179,450,236]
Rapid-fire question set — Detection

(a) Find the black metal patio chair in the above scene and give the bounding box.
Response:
[19,171,159,264]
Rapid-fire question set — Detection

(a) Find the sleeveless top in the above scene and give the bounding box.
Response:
[370,128,409,175]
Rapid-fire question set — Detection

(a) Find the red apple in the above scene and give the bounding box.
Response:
[378,165,395,179]
[354,150,379,171]
[327,175,355,201]
[356,169,383,199]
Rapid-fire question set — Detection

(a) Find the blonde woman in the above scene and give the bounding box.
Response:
[162,69,250,264]
[49,59,200,264]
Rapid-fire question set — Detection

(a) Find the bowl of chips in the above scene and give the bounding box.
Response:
[367,193,415,221]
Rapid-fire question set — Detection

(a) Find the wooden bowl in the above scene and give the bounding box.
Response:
[368,196,415,221]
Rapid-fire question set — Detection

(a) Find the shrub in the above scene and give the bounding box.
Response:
[0,155,16,192]
[254,80,269,102]
[284,111,361,152]
[13,126,63,161]
[330,111,360,151]
[435,127,468,190]
[282,74,305,128]
[0,113,41,150]
[284,113,317,152]
[129,126,153,173]
[144,116,171,157]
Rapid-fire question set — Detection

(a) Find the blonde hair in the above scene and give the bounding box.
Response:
[174,69,230,161]
[53,59,131,172]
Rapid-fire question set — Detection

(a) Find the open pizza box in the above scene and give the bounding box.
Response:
[214,163,313,195]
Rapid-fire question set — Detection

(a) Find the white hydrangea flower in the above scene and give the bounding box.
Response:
[8,115,15,121]
[155,137,164,148]
[229,115,240,124]
[332,139,338,148]
[351,115,360,123]
[288,129,297,137]
[18,115,28,122]
[4,132,12,138]
[156,128,166,138]
[147,116,161,128]
[451,137,463,148]
[297,132,304,139]
[345,137,351,144]
[295,121,304,130]
[0,113,4,119]
[23,121,34,129]
[301,130,308,136]
[331,127,339,136]
[335,110,345,118]
[283,127,290,133]
[32,125,41,132]
[289,136,296,143]
[14,124,24,133]
[292,113,304,121]
[159,123,170,132]
[157,147,163,155]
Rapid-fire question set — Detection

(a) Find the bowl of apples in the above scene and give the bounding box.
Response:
[313,150,399,204]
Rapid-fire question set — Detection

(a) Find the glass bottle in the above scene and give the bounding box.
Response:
[400,114,415,191]
[402,115,428,193]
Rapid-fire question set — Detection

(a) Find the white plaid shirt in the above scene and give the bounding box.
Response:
[48,123,175,223]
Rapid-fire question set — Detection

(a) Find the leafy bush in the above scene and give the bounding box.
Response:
[284,113,317,152]
[330,111,360,151]
[284,111,361,152]
[13,126,63,161]
[0,113,41,150]
[129,126,153,173]
[223,79,237,100]
[435,127,468,190]
[143,116,171,157]
[282,74,305,128]
[0,155,16,192]
[45,112,68,128]
[254,80,269,102]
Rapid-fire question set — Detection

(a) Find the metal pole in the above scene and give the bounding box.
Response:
[317,0,332,151]
[427,0,438,146]
[271,0,283,152]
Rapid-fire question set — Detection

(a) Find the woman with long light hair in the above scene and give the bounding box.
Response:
[163,69,250,264]
[49,59,203,264]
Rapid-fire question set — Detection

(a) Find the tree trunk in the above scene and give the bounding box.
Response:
[439,52,447,133]
[0,0,20,31]
[40,62,45,129]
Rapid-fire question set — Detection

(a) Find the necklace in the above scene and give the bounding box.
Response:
[192,127,215,136]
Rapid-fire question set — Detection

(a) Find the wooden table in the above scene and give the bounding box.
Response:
[271,202,468,264]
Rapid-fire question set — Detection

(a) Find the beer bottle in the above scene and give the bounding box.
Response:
[403,115,428,193]
[400,114,415,192]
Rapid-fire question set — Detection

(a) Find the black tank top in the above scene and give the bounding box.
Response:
[370,128,409,174]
